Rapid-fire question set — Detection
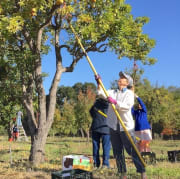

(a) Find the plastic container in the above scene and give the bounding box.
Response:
[141,152,156,164]
[168,150,180,162]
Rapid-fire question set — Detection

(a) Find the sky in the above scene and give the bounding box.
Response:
[42,0,180,94]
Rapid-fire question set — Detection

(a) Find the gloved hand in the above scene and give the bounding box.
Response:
[95,74,101,85]
[108,97,117,105]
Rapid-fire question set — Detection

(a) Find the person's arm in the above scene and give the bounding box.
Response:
[95,74,108,100]
[136,95,147,113]
[97,85,107,99]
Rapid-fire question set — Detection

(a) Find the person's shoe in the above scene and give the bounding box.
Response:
[119,173,127,179]
[120,175,127,179]
[100,165,111,170]
[93,166,98,170]
[93,165,100,170]
[101,165,109,169]
[141,172,147,179]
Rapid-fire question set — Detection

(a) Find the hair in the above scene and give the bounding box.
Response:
[127,85,133,89]
[133,102,139,110]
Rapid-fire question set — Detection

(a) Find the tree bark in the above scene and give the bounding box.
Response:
[7,121,12,140]
[29,127,48,163]
[25,66,63,165]
[80,128,84,138]
[27,99,51,164]
[86,130,90,143]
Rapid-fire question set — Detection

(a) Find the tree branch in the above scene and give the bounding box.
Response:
[65,56,81,72]
[37,5,59,52]
[22,28,35,52]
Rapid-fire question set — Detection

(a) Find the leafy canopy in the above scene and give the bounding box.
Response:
[0,0,156,65]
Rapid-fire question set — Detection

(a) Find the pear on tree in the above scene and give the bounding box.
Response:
[56,0,64,6]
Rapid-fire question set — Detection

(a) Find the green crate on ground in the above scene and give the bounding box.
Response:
[51,169,93,179]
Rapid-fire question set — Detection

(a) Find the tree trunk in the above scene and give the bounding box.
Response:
[80,128,84,138]
[25,68,63,165]
[28,96,50,164]
[85,130,90,143]
[21,17,70,164]
[29,127,48,163]
[7,121,12,140]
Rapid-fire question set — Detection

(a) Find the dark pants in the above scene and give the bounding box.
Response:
[110,129,145,173]
[92,131,111,167]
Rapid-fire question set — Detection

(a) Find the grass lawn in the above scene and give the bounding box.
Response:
[0,136,180,179]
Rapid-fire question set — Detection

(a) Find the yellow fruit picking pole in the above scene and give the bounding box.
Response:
[69,23,146,168]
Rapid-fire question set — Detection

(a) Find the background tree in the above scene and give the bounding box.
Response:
[58,99,77,136]
[167,87,180,130]
[55,82,96,138]
[56,86,76,107]
[0,59,22,137]
[74,87,96,141]
[49,107,61,136]
[56,82,96,107]
[0,0,156,164]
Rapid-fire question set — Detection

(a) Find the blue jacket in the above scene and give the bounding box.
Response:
[90,98,110,134]
[131,97,151,131]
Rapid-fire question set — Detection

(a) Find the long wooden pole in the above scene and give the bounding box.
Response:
[69,23,146,168]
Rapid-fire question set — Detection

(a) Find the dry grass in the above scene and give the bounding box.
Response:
[0,136,180,179]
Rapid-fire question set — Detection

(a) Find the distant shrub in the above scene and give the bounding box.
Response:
[0,125,6,135]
